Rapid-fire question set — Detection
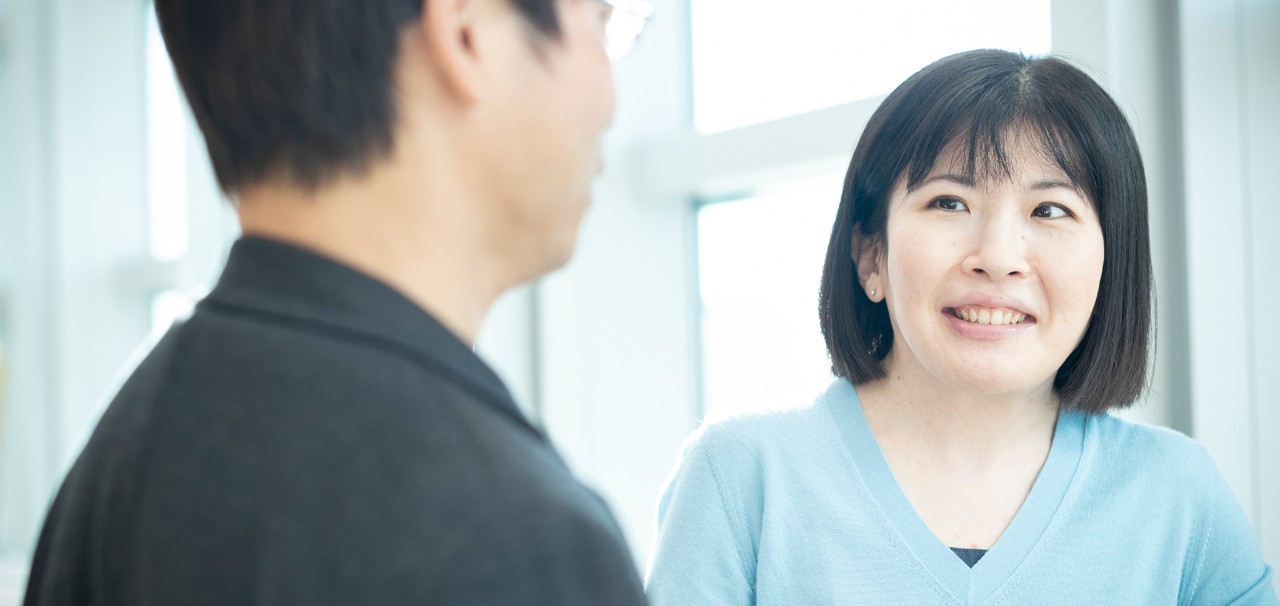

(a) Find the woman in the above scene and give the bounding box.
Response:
[646,50,1276,605]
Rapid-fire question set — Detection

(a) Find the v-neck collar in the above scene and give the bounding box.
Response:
[823,379,1085,605]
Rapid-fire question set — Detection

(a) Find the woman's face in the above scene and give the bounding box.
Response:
[864,137,1105,398]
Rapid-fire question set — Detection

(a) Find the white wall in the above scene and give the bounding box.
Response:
[0,0,59,560]
[1179,0,1280,575]
[0,0,236,564]
[0,0,156,557]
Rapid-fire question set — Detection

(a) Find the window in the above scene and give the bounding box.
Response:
[151,289,196,338]
[690,0,1052,133]
[143,5,228,332]
[696,172,843,419]
[146,7,189,262]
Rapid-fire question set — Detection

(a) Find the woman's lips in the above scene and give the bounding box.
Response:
[942,307,1037,340]
[948,305,1034,326]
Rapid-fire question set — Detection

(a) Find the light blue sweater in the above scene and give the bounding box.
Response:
[646,380,1277,605]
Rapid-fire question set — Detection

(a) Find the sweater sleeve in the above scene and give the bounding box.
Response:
[646,425,758,606]
[1183,446,1278,606]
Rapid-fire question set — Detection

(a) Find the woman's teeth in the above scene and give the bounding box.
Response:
[953,307,1027,325]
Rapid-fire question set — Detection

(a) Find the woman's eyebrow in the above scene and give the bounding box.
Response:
[910,174,975,191]
[1028,179,1076,191]
[909,175,1078,193]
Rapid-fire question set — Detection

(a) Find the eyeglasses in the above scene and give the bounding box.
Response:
[598,0,654,61]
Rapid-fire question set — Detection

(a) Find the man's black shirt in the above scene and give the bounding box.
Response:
[23,236,647,605]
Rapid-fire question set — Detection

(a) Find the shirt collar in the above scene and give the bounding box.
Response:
[203,235,542,438]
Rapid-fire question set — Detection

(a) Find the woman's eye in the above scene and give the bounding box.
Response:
[929,196,968,212]
[1032,203,1071,219]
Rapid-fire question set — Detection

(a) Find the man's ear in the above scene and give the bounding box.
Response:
[851,226,884,301]
[411,0,494,105]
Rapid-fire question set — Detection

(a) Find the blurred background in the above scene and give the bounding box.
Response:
[0,0,1276,601]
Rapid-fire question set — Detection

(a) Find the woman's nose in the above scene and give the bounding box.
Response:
[961,217,1030,278]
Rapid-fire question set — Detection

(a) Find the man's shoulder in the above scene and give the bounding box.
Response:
[59,302,590,542]
[28,311,644,605]
[128,306,568,502]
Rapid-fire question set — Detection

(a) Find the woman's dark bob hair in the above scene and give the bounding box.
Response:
[818,49,1152,414]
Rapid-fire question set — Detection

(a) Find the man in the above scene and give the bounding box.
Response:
[23,0,651,603]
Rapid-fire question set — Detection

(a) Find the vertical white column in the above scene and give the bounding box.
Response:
[1242,0,1280,579]
[1179,0,1258,524]
[1104,0,1193,433]
[1050,0,1109,72]
[0,0,57,558]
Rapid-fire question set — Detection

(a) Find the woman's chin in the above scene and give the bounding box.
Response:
[937,365,1055,400]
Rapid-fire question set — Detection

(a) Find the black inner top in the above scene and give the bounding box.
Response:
[950,547,988,568]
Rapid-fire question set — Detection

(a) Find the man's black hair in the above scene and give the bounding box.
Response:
[154,0,560,193]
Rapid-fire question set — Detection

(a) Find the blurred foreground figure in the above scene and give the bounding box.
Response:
[24,0,652,604]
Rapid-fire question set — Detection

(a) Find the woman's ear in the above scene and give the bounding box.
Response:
[851,227,885,302]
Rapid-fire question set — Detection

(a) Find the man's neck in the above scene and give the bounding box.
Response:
[235,170,508,346]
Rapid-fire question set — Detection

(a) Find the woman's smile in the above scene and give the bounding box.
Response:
[943,307,1037,340]
[948,306,1031,326]
[941,297,1038,340]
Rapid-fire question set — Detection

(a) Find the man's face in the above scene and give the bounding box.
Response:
[481,0,617,282]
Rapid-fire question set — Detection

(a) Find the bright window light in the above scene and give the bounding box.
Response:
[146,8,189,262]
[150,289,195,337]
[691,0,1052,133]
[697,172,844,420]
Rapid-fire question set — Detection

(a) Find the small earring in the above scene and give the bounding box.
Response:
[869,289,877,298]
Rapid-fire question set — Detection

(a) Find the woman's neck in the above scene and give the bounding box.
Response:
[855,350,1060,465]
[853,350,1062,549]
